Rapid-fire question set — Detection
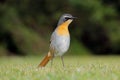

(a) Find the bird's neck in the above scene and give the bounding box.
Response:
[56,20,72,36]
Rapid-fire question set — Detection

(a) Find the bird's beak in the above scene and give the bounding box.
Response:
[71,16,77,19]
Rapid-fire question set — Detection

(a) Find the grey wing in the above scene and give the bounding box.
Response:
[50,32,55,44]
[49,32,56,55]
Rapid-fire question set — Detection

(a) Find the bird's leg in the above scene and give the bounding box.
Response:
[50,54,54,68]
[61,56,64,67]
[50,58,53,67]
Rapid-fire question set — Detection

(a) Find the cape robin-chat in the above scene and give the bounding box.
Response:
[38,14,76,67]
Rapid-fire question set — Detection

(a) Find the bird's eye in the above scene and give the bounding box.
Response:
[65,17,70,21]
[65,17,70,20]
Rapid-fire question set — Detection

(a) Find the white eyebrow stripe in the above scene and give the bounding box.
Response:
[64,16,71,18]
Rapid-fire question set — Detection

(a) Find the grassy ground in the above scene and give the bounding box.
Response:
[0,56,120,80]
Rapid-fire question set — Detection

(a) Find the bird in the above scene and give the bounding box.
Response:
[38,13,76,67]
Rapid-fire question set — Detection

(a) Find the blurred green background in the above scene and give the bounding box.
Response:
[0,0,120,56]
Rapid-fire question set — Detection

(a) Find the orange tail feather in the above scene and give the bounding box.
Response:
[38,52,52,67]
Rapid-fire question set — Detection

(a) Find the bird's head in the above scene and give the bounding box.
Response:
[57,14,76,26]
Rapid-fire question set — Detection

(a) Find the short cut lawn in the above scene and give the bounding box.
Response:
[0,56,120,80]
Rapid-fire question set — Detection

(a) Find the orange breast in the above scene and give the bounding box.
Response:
[56,20,72,36]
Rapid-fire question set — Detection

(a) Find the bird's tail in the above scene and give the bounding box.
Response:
[38,51,52,68]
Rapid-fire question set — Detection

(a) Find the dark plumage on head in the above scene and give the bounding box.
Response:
[57,14,76,26]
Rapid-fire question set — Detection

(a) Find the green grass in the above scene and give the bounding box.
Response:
[0,56,120,80]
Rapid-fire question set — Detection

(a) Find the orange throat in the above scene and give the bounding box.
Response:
[56,20,72,36]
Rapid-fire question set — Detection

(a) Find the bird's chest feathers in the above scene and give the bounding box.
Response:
[56,25,69,36]
[56,20,72,36]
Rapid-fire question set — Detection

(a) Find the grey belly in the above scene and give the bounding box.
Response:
[50,33,70,56]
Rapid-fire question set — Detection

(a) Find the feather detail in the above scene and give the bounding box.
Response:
[38,52,52,67]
